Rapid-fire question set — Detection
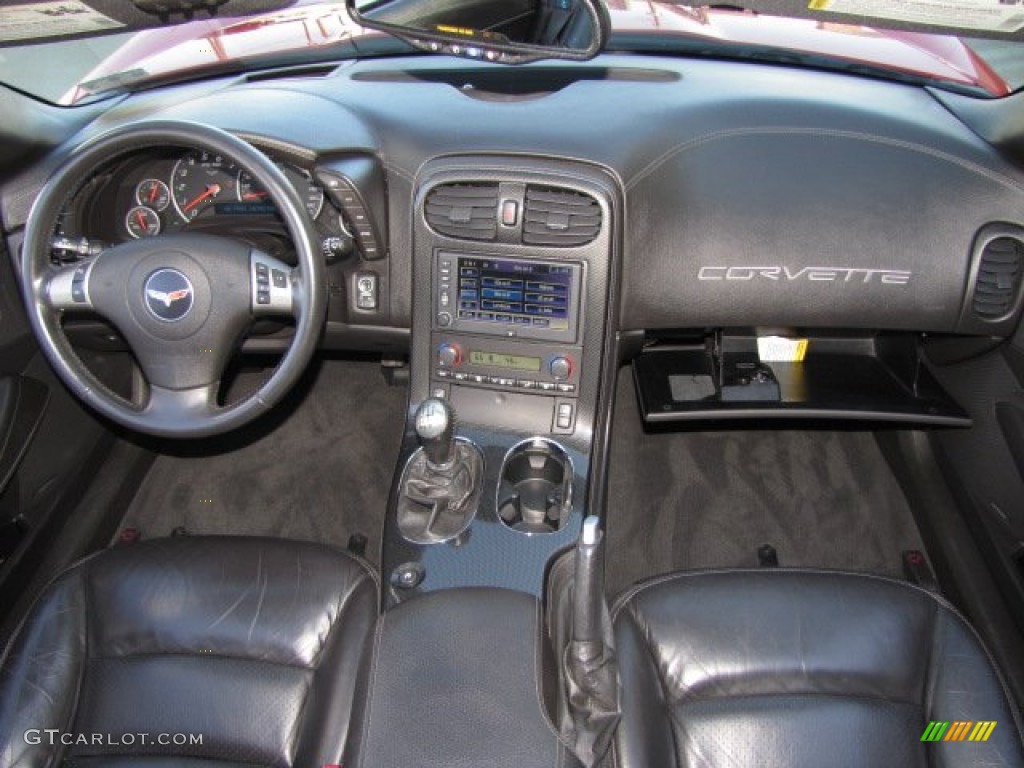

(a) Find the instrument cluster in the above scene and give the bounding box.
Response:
[51,147,376,268]
[121,149,327,239]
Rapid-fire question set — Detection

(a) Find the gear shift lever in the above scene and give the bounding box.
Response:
[397,398,484,544]
[415,398,456,470]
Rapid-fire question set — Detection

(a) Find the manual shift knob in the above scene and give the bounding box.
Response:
[414,398,456,469]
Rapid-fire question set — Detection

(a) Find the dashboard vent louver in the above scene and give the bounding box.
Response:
[523,185,601,247]
[973,237,1023,320]
[425,182,499,241]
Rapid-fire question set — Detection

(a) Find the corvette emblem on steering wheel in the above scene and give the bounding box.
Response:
[144,268,194,321]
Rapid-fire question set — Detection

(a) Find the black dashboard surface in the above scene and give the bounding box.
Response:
[4,52,1024,336]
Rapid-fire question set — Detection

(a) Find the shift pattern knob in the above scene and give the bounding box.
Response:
[415,398,456,468]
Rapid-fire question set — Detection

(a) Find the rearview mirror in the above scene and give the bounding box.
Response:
[347,0,609,63]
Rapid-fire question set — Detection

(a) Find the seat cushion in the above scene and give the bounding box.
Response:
[612,569,1024,768]
[0,536,377,767]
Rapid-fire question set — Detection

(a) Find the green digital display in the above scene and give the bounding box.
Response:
[470,350,542,372]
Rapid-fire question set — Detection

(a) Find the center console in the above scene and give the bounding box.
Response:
[382,155,620,602]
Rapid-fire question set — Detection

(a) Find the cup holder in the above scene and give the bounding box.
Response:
[497,438,572,534]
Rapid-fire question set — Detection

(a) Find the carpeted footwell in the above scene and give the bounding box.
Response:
[120,357,407,565]
[605,368,926,598]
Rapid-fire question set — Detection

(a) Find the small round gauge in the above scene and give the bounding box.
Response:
[126,205,161,238]
[237,164,325,219]
[171,150,237,221]
[135,179,170,211]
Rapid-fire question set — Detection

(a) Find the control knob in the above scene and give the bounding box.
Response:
[438,342,463,368]
[549,355,574,381]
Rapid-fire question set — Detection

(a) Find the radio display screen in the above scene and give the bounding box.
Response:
[469,351,542,371]
[456,256,573,331]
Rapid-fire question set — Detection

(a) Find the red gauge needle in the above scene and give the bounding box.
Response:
[182,183,221,213]
[148,184,158,203]
[135,210,148,232]
[242,190,269,200]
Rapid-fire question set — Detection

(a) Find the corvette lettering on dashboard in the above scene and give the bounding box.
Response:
[697,266,912,285]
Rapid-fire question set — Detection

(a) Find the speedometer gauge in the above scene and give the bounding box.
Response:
[237,164,325,219]
[171,150,238,221]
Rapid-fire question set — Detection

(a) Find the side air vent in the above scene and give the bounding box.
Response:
[425,183,499,241]
[973,237,1024,320]
[523,185,601,247]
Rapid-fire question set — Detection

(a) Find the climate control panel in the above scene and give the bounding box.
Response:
[432,336,581,396]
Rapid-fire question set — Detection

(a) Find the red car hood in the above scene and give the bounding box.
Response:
[63,1,1010,104]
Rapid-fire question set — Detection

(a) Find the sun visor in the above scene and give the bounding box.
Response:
[665,1,1024,41]
[0,0,300,46]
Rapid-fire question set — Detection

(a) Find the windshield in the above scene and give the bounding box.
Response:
[0,1,1021,104]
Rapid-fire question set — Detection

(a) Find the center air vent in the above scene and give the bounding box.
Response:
[973,236,1024,320]
[425,182,499,241]
[523,185,601,247]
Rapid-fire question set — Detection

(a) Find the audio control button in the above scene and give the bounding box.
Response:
[437,342,462,368]
[549,355,574,381]
[437,312,452,327]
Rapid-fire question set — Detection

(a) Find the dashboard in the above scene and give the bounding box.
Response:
[5,52,1024,345]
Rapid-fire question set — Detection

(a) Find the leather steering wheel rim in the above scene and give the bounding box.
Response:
[19,120,327,438]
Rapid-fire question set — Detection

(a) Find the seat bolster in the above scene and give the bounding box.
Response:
[613,605,679,768]
[928,607,1024,767]
[295,564,378,767]
[0,569,88,768]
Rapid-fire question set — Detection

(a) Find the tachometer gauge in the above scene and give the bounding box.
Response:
[126,206,161,238]
[237,164,325,219]
[171,150,237,221]
[135,179,170,211]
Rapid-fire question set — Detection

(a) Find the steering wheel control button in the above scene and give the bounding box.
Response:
[144,269,194,322]
[250,253,294,315]
[48,260,96,310]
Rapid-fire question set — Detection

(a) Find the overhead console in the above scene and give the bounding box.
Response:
[382,156,620,602]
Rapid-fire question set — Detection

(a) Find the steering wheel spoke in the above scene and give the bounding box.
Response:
[250,250,297,317]
[44,259,98,313]
[142,382,221,423]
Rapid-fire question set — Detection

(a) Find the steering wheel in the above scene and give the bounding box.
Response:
[19,121,326,438]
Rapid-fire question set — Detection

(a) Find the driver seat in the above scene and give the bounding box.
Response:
[0,536,377,766]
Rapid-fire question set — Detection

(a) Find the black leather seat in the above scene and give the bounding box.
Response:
[613,570,1024,768]
[0,536,377,767]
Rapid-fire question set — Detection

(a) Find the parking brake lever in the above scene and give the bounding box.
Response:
[573,516,605,644]
[562,515,619,766]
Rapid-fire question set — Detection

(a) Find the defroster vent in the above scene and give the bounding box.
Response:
[973,237,1024,320]
[523,185,601,247]
[425,182,499,241]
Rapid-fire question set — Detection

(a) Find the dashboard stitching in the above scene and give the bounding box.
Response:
[624,126,1024,195]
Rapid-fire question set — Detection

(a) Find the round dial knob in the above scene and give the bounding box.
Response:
[549,355,574,381]
[438,342,463,368]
